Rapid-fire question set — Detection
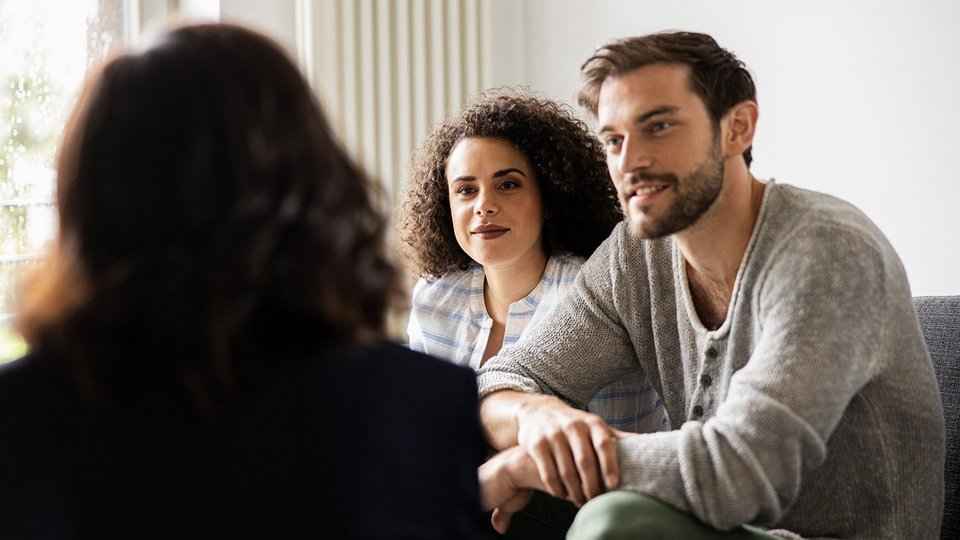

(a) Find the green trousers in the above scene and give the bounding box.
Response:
[567,492,781,540]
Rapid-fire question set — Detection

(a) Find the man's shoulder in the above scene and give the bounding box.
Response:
[615,222,677,280]
[572,221,676,294]
[592,221,675,263]
[768,182,879,233]
[761,182,892,257]
[752,182,907,300]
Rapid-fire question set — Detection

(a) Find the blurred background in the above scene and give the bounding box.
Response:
[2,0,958,361]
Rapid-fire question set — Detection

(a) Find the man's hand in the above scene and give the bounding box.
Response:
[515,395,619,505]
[482,390,620,506]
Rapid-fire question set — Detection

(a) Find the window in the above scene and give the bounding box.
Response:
[0,0,125,362]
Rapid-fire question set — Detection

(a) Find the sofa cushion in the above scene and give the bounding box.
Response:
[915,295,960,540]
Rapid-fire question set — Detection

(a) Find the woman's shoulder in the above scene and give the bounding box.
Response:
[412,264,484,303]
[543,252,586,283]
[321,341,477,393]
[0,353,78,410]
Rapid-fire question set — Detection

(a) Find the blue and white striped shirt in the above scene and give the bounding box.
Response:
[408,253,668,433]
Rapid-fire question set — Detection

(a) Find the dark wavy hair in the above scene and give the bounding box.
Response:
[397,90,622,278]
[16,24,399,411]
[578,31,757,167]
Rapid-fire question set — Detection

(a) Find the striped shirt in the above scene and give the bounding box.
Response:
[408,253,668,433]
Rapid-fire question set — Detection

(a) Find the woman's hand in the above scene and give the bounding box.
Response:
[478,446,539,534]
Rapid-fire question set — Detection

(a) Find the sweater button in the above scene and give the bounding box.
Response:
[706,347,718,359]
[700,374,712,387]
[692,405,704,417]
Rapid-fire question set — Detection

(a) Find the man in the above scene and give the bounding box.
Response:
[476,31,944,539]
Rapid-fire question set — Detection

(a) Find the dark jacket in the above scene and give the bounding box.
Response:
[0,342,486,539]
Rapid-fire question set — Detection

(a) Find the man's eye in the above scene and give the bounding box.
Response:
[650,121,671,133]
[604,136,622,148]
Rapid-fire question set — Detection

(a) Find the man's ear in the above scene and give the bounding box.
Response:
[720,100,758,159]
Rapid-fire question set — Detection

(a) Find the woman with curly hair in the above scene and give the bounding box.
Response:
[0,23,487,538]
[398,91,666,537]
[398,90,667,431]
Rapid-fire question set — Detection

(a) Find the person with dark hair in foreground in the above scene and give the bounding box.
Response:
[0,23,486,539]
[477,31,944,539]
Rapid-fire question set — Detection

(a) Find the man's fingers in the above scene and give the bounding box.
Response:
[568,423,603,501]
[516,401,618,503]
[592,423,620,489]
[528,439,566,498]
[551,431,586,506]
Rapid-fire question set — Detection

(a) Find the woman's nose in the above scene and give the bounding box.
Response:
[475,192,498,215]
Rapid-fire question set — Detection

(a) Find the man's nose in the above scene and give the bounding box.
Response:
[617,136,654,176]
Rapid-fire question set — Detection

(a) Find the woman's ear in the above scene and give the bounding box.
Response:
[720,100,758,159]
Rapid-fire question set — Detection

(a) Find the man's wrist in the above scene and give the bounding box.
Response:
[481,389,540,449]
[513,392,553,427]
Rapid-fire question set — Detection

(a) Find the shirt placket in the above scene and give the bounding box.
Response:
[690,339,723,420]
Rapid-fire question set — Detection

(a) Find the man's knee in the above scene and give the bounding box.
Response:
[567,491,677,540]
[567,492,777,540]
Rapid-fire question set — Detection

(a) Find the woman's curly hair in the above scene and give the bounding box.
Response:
[397,90,623,278]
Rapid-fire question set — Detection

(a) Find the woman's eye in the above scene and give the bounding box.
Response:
[500,180,519,190]
[455,186,476,195]
[604,136,622,148]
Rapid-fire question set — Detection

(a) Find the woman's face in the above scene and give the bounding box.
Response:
[445,137,546,270]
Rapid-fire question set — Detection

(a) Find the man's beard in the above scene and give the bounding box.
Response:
[624,140,724,239]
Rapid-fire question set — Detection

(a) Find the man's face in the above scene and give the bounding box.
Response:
[597,63,724,239]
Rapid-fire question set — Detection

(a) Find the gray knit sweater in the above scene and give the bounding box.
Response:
[477,181,944,539]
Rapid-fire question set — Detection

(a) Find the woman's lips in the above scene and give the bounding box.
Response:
[471,225,509,239]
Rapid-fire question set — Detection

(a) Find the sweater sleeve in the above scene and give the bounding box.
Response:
[477,230,643,407]
[615,220,887,530]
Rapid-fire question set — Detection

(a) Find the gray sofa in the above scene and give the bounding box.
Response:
[914,296,959,539]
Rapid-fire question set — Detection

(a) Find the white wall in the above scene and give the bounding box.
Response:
[515,0,960,296]
[215,0,298,53]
